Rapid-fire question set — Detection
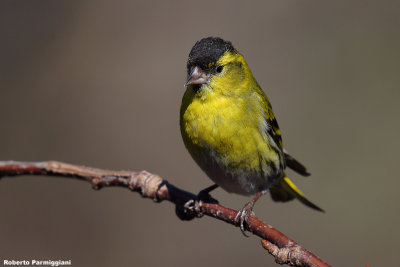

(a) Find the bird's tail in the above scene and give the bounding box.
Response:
[270,174,324,212]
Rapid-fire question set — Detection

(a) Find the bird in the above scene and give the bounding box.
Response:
[180,37,323,233]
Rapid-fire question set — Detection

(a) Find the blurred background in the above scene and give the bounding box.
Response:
[1,1,399,266]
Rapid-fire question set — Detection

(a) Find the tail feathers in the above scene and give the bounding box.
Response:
[284,150,310,177]
[270,176,324,212]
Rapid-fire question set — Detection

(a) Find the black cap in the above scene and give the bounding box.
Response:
[187,37,236,73]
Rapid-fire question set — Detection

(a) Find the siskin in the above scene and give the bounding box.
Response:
[180,37,323,233]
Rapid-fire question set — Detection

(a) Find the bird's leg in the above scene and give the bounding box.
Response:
[234,191,265,236]
[183,184,219,218]
[197,184,219,202]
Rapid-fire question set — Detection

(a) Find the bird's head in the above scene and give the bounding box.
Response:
[185,37,252,96]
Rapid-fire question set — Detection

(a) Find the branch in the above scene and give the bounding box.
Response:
[0,161,330,267]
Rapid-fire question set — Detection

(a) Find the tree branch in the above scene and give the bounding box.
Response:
[0,161,330,267]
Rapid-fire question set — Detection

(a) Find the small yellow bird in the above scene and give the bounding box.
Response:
[180,37,323,232]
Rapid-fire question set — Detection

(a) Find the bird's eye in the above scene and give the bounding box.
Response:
[216,65,224,73]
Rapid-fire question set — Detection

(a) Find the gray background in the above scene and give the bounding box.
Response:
[1,1,399,266]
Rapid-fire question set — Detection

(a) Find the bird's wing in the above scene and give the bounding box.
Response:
[257,89,310,176]
[260,95,283,152]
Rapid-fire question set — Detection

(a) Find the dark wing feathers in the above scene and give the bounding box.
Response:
[265,110,311,177]
[260,91,310,177]
[284,150,310,176]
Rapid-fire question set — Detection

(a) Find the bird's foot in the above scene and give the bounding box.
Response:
[178,185,219,220]
[234,201,255,237]
[176,198,201,221]
[183,198,204,217]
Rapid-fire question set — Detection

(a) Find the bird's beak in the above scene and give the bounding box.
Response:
[185,66,208,87]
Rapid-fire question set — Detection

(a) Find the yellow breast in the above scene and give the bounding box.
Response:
[180,84,282,195]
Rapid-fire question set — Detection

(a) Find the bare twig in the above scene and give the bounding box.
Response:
[0,161,330,267]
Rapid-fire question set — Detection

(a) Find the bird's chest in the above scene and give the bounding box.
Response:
[180,93,284,195]
[181,96,265,166]
[184,97,244,146]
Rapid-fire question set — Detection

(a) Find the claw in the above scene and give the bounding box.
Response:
[234,191,264,236]
[183,199,204,217]
[181,184,219,219]
[234,201,255,237]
